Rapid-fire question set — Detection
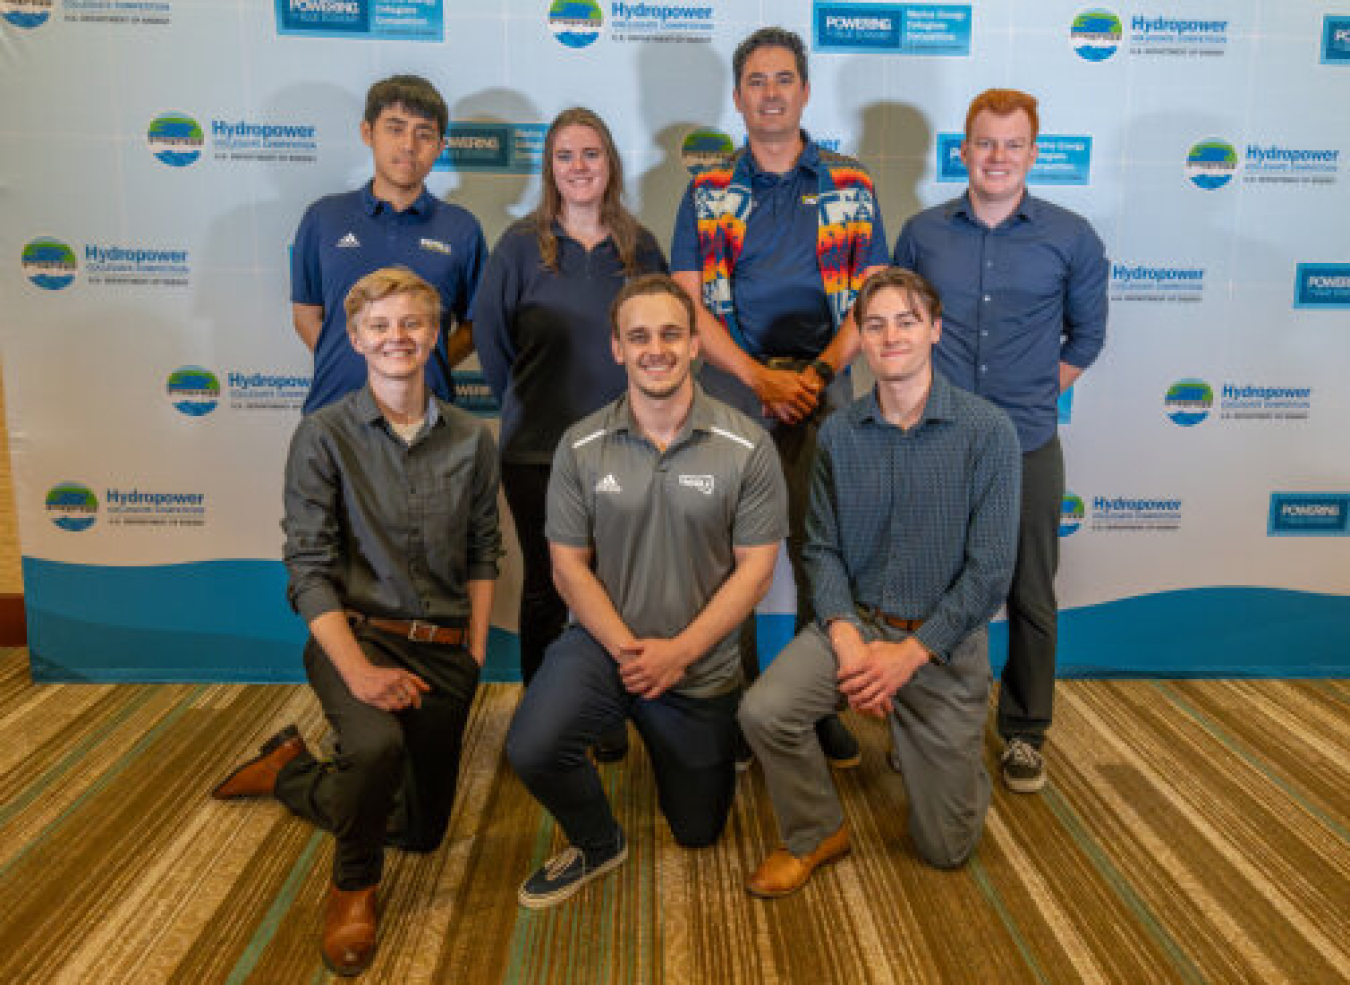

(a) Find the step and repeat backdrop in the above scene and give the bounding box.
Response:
[3,0,1348,681]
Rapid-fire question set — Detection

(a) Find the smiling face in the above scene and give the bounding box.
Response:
[857,285,941,386]
[733,44,810,144]
[550,123,610,213]
[349,290,440,385]
[611,290,699,402]
[361,102,445,201]
[960,108,1037,210]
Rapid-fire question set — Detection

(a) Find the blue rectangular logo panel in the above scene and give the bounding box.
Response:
[436,123,547,175]
[1323,16,1350,64]
[1294,263,1350,308]
[937,134,1093,185]
[815,3,971,55]
[274,0,442,41]
[1268,493,1350,536]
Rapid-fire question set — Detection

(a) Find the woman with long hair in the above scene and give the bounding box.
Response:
[475,108,667,736]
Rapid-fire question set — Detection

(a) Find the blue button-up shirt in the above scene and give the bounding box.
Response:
[893,193,1108,451]
[672,137,890,358]
[805,372,1021,661]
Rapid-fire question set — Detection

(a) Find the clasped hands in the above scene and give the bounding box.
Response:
[831,623,931,717]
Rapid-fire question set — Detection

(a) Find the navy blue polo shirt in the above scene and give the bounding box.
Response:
[893,193,1107,452]
[671,138,889,359]
[291,181,488,414]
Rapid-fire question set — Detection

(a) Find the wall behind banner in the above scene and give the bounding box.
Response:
[3,0,1348,682]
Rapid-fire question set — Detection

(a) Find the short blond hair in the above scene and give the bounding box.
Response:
[343,266,441,331]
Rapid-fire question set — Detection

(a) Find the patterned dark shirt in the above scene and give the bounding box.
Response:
[805,371,1021,660]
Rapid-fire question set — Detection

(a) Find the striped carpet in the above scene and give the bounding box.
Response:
[1,648,1347,984]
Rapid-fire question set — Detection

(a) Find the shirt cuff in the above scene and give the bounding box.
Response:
[292,582,344,625]
[467,561,500,581]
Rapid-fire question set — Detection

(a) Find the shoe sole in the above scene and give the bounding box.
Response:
[746,845,851,900]
[210,725,301,799]
[1003,771,1047,794]
[321,950,375,978]
[826,753,862,770]
[517,842,629,909]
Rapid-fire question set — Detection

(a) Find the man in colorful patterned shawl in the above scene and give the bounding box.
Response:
[671,26,890,768]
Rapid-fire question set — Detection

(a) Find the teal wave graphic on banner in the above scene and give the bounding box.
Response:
[24,559,1350,681]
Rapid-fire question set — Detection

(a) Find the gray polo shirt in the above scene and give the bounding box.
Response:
[546,385,788,697]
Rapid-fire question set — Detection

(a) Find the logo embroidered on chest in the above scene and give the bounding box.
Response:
[679,474,715,496]
[336,232,360,248]
[420,238,452,255]
[595,474,622,494]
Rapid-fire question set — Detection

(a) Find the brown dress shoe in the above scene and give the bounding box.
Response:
[210,725,306,800]
[746,823,851,899]
[322,884,378,977]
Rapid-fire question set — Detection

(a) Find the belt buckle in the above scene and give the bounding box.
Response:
[407,620,436,643]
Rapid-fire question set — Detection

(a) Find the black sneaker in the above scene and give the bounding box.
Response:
[1001,739,1046,793]
[816,714,861,769]
[518,831,627,909]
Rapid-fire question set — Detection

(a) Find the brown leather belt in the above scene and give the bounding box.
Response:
[863,607,923,632]
[352,613,467,646]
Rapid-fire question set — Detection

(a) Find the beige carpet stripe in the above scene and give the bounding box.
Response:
[1060,683,1350,981]
[981,808,1109,983]
[1,649,1347,985]
[1048,699,1289,982]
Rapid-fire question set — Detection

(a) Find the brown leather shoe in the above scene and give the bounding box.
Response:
[210,725,306,800]
[746,823,851,898]
[322,884,378,977]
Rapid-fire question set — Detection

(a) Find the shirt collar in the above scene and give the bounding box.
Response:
[612,382,714,442]
[354,383,441,432]
[740,130,820,182]
[360,180,436,218]
[852,370,957,430]
[946,190,1038,226]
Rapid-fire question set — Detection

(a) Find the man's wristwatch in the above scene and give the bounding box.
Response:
[808,358,835,385]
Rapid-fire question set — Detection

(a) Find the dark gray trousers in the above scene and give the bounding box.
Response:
[274,625,480,890]
[997,435,1064,748]
[740,621,992,869]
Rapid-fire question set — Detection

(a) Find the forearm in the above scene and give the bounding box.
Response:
[673,546,776,662]
[466,578,494,662]
[292,304,323,351]
[671,271,761,387]
[444,322,476,368]
[554,559,634,658]
[309,609,373,682]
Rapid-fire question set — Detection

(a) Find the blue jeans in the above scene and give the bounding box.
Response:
[506,626,739,852]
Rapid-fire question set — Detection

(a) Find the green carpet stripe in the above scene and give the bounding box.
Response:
[0,686,204,879]
[1043,786,1207,985]
[1152,681,1350,843]
[0,687,160,829]
[504,813,558,982]
[968,856,1051,985]
[224,829,326,985]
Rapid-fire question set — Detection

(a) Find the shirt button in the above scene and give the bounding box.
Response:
[980,365,988,373]
[981,330,989,336]
[982,294,991,302]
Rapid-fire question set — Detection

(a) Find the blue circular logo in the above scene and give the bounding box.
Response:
[167,366,221,416]
[548,0,602,48]
[22,237,78,291]
[681,128,734,175]
[1059,493,1085,536]
[148,112,204,167]
[1165,378,1213,426]
[1071,9,1122,61]
[46,482,98,532]
[2,0,53,29]
[1186,139,1237,190]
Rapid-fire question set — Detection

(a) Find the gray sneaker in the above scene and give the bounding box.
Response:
[518,831,627,909]
[1001,739,1047,793]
